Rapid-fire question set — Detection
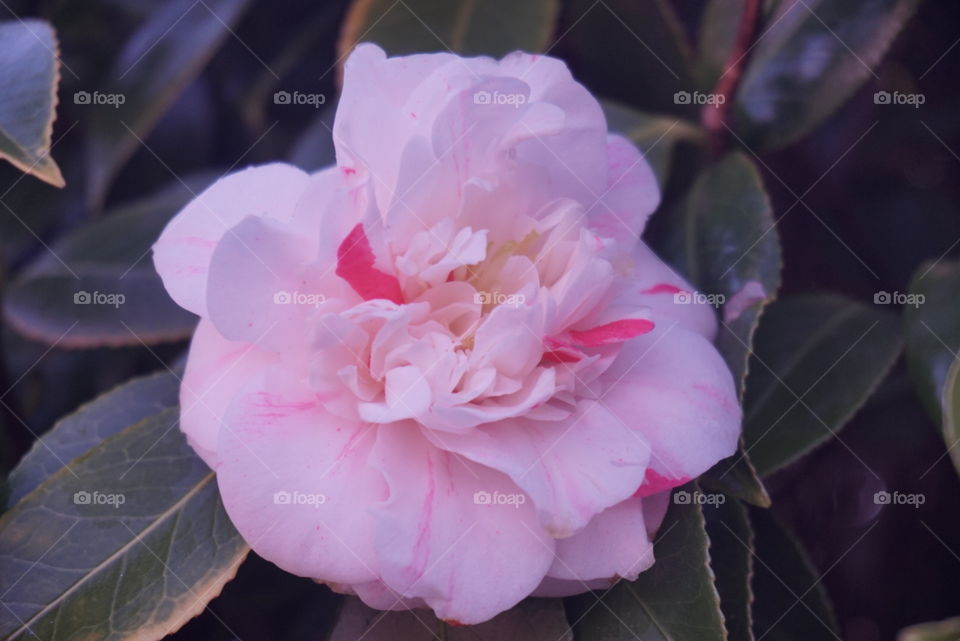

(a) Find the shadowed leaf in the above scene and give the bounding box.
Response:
[0,19,64,187]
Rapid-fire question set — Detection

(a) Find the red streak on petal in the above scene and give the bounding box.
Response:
[633,469,690,497]
[641,283,683,295]
[567,318,654,347]
[336,223,403,304]
[542,348,583,364]
[543,335,567,350]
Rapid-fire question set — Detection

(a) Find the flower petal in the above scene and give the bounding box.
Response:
[547,497,654,582]
[179,319,277,467]
[153,163,309,316]
[336,223,404,304]
[585,135,659,245]
[205,215,322,352]
[621,241,719,340]
[532,491,670,596]
[369,425,555,624]
[217,368,386,585]
[423,400,651,537]
[600,325,741,493]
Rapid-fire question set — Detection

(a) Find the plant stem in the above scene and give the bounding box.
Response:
[703,0,764,154]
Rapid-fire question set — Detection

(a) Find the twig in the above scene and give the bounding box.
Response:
[703,0,764,154]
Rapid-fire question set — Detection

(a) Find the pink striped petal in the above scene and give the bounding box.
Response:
[336,223,404,304]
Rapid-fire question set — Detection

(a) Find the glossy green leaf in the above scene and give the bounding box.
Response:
[569,489,726,641]
[0,19,64,188]
[338,0,560,61]
[85,0,251,208]
[329,596,572,640]
[3,175,213,348]
[602,101,703,190]
[701,441,771,509]
[743,294,903,476]
[905,259,960,424]
[666,151,780,393]
[940,358,960,479]
[733,0,920,150]
[0,404,248,641]
[704,499,754,641]
[751,508,839,641]
[6,370,179,506]
[898,617,960,641]
[661,151,779,505]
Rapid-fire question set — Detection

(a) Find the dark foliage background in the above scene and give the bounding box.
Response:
[1,1,958,640]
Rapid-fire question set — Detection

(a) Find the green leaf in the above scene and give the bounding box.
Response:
[704,499,754,641]
[329,596,572,640]
[905,259,960,424]
[750,508,839,641]
[665,151,780,394]
[701,441,771,508]
[898,617,960,641]
[940,358,960,479]
[85,0,252,209]
[0,19,64,188]
[3,175,213,348]
[743,294,903,476]
[0,405,248,641]
[569,489,726,641]
[733,0,920,150]
[696,0,744,91]
[661,151,779,505]
[338,0,560,61]
[602,101,703,190]
[5,370,179,506]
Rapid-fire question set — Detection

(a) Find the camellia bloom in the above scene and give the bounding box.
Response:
[153,44,740,624]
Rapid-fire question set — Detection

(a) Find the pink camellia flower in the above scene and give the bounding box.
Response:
[153,44,740,624]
